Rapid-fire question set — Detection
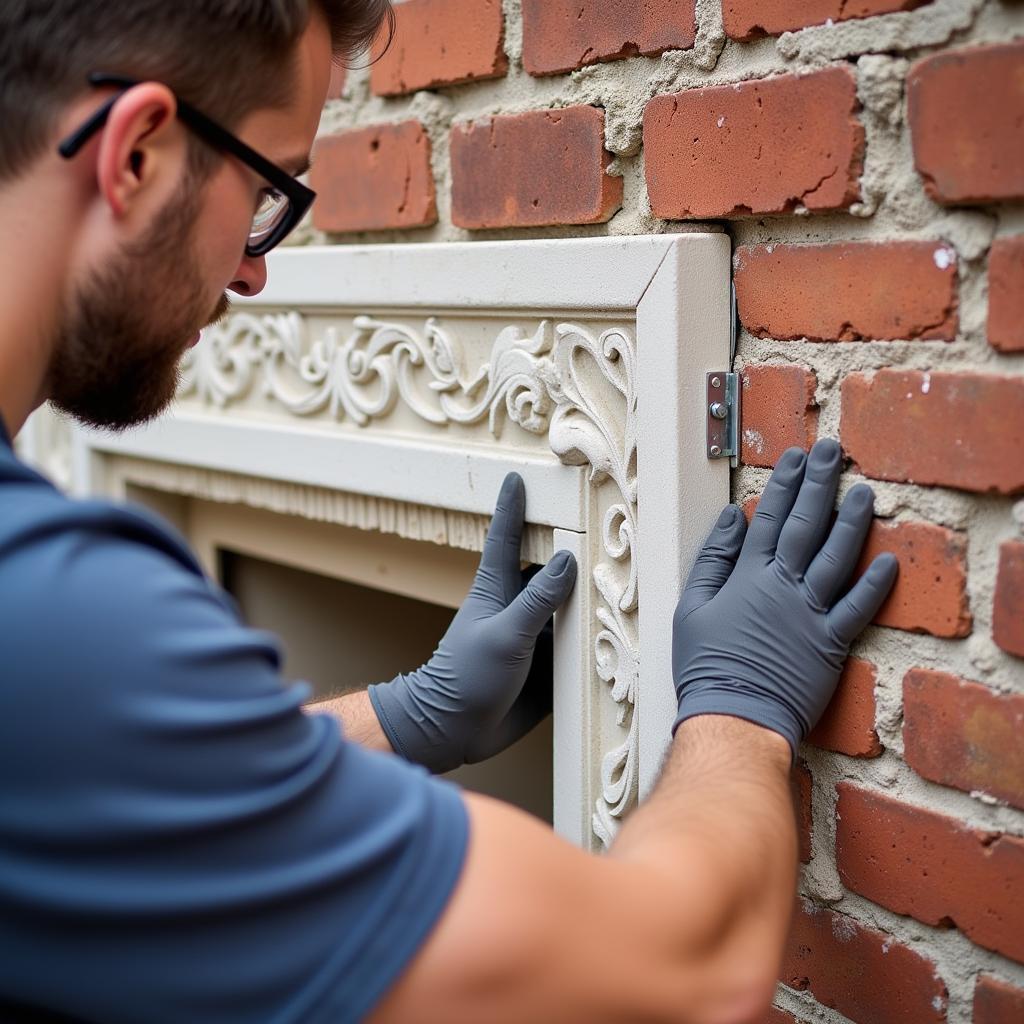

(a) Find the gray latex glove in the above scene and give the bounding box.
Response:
[368,473,578,773]
[672,438,898,761]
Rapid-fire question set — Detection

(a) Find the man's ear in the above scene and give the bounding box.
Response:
[93,83,181,219]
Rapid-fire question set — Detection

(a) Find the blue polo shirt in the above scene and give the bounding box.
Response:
[0,415,468,1023]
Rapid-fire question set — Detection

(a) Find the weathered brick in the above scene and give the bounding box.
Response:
[370,0,507,96]
[855,520,971,638]
[841,370,1024,495]
[836,785,1024,964]
[904,669,1024,810]
[521,0,695,76]
[908,42,1024,204]
[795,760,813,864]
[808,657,882,757]
[994,541,1024,658]
[450,107,622,229]
[740,365,818,468]
[734,242,958,342]
[988,237,1024,353]
[644,67,864,219]
[311,122,437,233]
[781,897,948,1024]
[723,1,929,41]
[327,63,346,100]
[974,975,1024,1024]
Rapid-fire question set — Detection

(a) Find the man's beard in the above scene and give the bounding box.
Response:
[48,183,230,432]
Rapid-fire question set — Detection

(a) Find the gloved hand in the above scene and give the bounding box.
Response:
[368,472,578,773]
[672,438,898,761]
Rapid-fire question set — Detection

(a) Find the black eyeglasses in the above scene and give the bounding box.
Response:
[57,72,315,257]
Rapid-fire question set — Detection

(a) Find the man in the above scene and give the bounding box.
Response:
[0,2,899,1021]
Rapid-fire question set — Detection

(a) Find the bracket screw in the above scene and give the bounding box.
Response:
[710,402,728,420]
[710,445,722,457]
[710,375,722,388]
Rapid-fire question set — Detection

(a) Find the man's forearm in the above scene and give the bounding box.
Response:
[306,689,395,755]
[610,714,797,1015]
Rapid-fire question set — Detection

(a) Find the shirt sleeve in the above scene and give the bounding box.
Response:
[0,503,468,1024]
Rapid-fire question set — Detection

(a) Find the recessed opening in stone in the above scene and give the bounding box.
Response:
[221,550,554,823]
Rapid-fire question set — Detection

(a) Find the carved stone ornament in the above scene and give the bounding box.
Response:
[180,311,639,845]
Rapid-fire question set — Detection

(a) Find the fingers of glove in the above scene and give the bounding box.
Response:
[477,472,526,605]
[804,483,876,608]
[679,505,747,617]
[775,439,843,577]
[828,552,899,647]
[502,550,577,638]
[739,447,808,565]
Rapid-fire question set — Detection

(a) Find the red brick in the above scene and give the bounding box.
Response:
[327,63,347,100]
[904,669,1024,810]
[988,237,1024,353]
[450,107,622,229]
[974,975,1024,1024]
[521,0,695,76]
[311,122,437,233]
[723,0,929,41]
[808,658,882,757]
[841,370,1024,495]
[734,242,958,342]
[855,520,971,638]
[836,784,1024,964]
[370,0,506,97]
[994,541,1024,658]
[908,42,1024,205]
[795,760,813,864]
[781,897,948,1024]
[740,365,818,468]
[644,67,864,220]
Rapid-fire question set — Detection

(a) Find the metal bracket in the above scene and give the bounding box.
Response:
[706,371,740,467]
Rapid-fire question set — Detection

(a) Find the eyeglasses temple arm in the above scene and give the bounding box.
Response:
[57,93,120,159]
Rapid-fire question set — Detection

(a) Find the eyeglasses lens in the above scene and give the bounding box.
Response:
[249,189,290,251]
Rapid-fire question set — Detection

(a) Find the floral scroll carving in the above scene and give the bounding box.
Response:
[180,312,639,845]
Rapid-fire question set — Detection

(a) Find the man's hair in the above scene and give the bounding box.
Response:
[0,0,394,182]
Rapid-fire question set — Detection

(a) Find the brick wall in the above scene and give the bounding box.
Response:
[314,1,1024,1018]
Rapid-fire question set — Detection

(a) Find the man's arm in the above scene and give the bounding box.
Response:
[372,714,794,1024]
[371,440,897,1023]
[306,689,394,754]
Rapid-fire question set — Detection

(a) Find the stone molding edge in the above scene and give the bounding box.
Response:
[182,310,640,845]
[106,455,554,565]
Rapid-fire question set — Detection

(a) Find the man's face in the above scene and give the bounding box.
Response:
[48,180,228,431]
[48,9,332,432]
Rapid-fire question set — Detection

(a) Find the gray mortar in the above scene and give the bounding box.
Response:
[776,0,987,65]
[312,2,1024,1013]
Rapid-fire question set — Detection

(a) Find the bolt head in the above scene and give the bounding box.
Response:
[710,445,722,457]
[711,375,722,388]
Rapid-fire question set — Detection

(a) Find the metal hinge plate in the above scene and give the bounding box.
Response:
[706,371,740,467]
